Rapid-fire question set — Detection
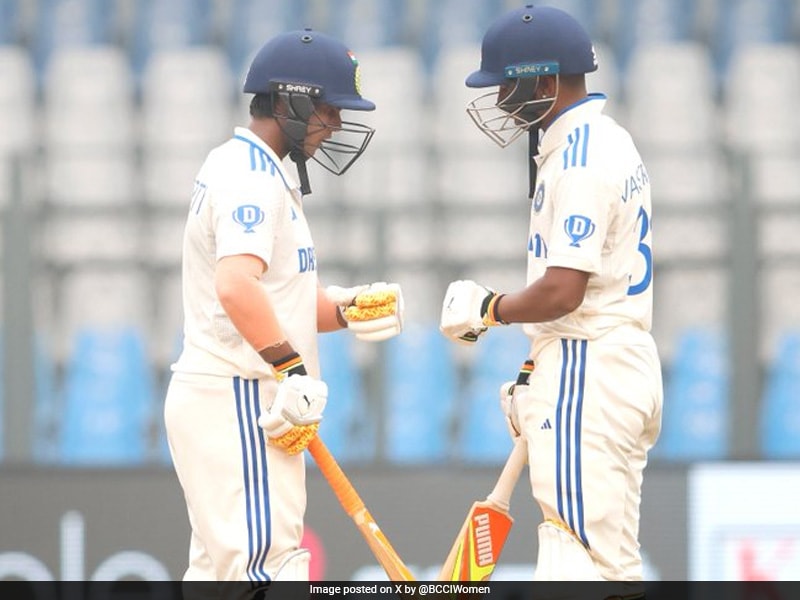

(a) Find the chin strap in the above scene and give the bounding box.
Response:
[290,149,312,196]
[528,128,539,199]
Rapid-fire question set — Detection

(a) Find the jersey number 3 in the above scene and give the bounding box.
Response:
[628,206,652,296]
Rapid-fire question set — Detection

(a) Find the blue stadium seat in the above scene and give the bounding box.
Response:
[317,330,375,464]
[652,329,729,461]
[327,0,408,49]
[0,333,60,463]
[458,326,531,464]
[711,0,794,79]
[419,0,505,73]
[224,0,299,81]
[384,323,456,464]
[31,0,117,80]
[613,0,696,75]
[760,331,800,458]
[129,0,215,78]
[0,0,23,44]
[59,326,156,465]
[32,336,59,463]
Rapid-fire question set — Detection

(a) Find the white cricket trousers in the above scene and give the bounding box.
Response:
[164,372,306,582]
[521,327,663,580]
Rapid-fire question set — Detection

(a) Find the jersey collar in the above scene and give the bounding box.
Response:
[233,126,300,193]
[537,93,607,160]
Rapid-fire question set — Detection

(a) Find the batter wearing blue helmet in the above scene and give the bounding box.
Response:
[165,29,404,587]
[440,5,662,587]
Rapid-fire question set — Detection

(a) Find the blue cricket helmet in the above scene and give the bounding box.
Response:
[466,4,598,88]
[243,29,375,111]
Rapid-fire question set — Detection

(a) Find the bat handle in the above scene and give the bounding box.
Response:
[307,436,364,517]
[486,439,528,512]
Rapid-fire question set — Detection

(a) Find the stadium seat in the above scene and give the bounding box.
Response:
[419,0,504,70]
[141,46,233,153]
[711,0,795,79]
[0,45,36,159]
[40,213,141,267]
[750,150,800,206]
[31,0,117,81]
[642,149,729,206]
[45,152,138,207]
[56,268,151,350]
[651,329,729,461]
[384,323,456,464]
[625,42,718,152]
[761,331,800,458]
[430,44,529,207]
[32,336,59,463]
[338,46,428,208]
[458,326,531,464]
[722,44,800,153]
[613,0,696,74]
[42,46,135,152]
[317,330,375,464]
[0,0,23,44]
[59,325,156,465]
[129,0,215,78]
[224,0,297,79]
[327,0,407,49]
[760,267,800,374]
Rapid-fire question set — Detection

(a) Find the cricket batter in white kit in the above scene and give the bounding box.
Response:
[164,29,403,588]
[440,5,663,585]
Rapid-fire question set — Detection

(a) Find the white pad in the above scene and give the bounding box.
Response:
[533,521,602,582]
[273,548,311,581]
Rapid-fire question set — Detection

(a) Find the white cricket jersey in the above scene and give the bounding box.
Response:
[524,94,654,343]
[172,127,320,380]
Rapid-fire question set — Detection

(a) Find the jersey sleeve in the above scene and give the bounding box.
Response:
[546,167,615,275]
[211,175,286,267]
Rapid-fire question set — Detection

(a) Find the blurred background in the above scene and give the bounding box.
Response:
[1,0,799,584]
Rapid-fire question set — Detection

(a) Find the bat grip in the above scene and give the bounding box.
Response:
[486,439,528,512]
[307,436,364,517]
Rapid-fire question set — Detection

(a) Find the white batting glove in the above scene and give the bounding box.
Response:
[326,282,404,342]
[499,381,524,439]
[439,280,505,345]
[499,360,535,440]
[258,375,328,455]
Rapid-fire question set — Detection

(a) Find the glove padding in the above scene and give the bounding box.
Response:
[499,360,535,440]
[499,381,525,439]
[258,375,328,455]
[326,282,403,342]
[440,279,503,345]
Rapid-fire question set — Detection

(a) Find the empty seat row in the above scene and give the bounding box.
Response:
[4,321,800,466]
[5,0,798,82]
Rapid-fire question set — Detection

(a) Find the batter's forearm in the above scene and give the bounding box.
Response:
[316,285,347,332]
[496,267,589,324]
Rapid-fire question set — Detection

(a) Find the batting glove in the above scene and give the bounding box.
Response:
[499,360,535,439]
[326,282,404,342]
[439,280,507,345]
[258,374,328,455]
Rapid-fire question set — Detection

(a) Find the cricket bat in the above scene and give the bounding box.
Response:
[307,436,416,581]
[438,439,528,581]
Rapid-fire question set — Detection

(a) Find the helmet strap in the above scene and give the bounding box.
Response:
[290,149,312,195]
[528,128,539,199]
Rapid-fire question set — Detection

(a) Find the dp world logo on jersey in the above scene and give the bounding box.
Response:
[564,215,595,247]
[233,204,265,233]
